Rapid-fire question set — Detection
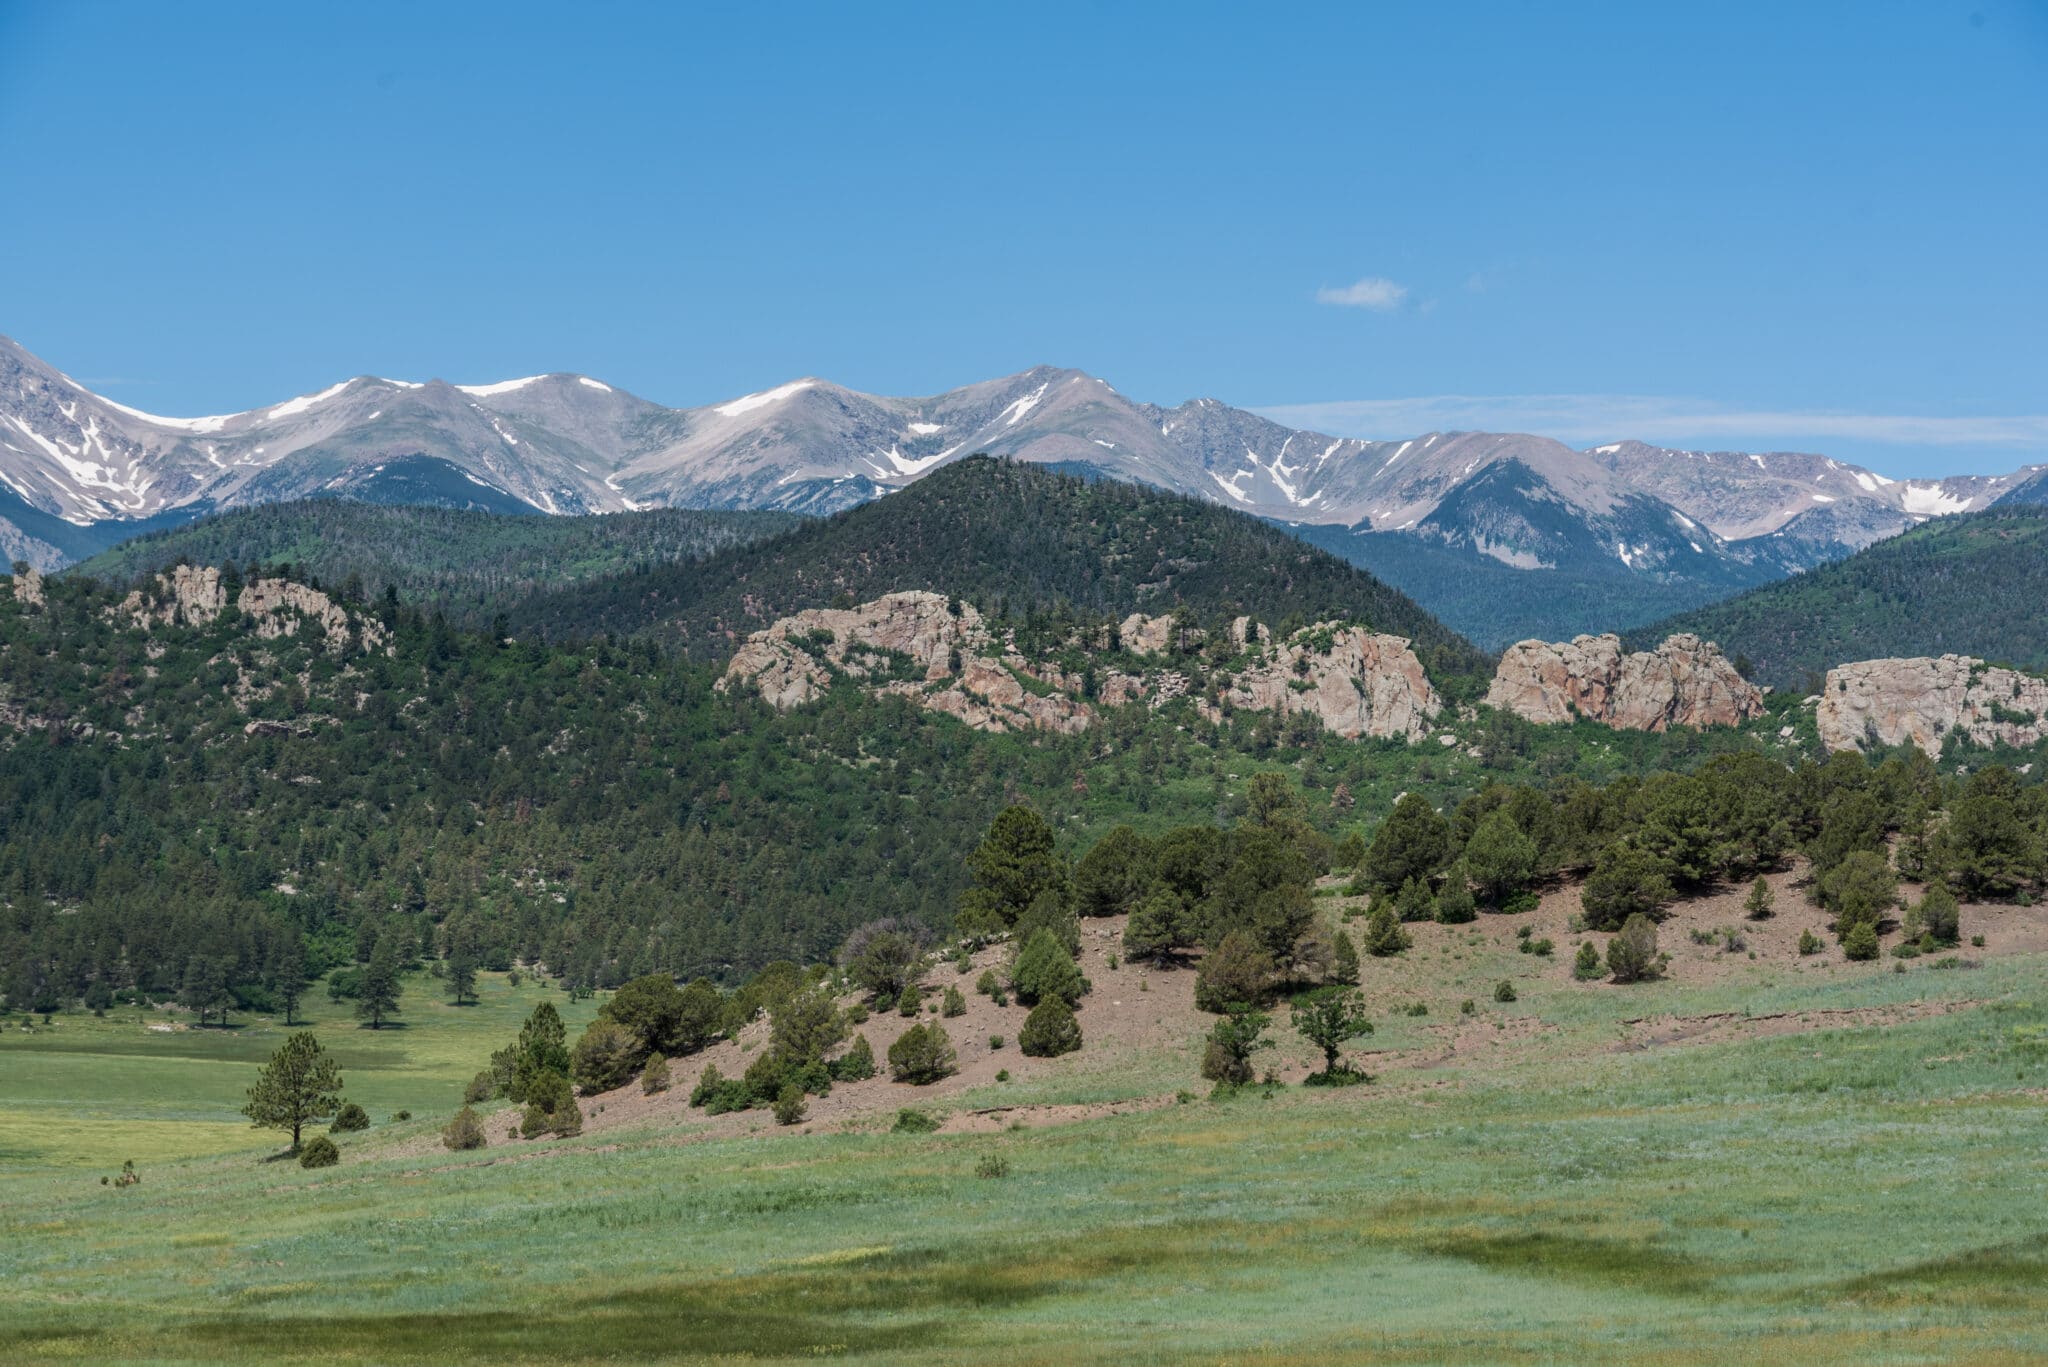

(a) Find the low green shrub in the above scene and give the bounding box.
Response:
[442,1106,487,1151]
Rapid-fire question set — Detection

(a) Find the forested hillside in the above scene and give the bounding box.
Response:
[1292,523,1744,651]
[1628,507,2048,691]
[1,557,1801,1015]
[511,458,1495,685]
[71,500,803,630]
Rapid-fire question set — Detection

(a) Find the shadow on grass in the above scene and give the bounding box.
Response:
[1409,1229,1720,1298]
[0,1220,1248,1363]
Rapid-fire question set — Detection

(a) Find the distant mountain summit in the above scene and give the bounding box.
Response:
[4,334,2038,644]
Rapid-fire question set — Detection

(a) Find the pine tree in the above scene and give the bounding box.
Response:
[243,1031,343,1151]
[1361,793,1451,893]
[1743,876,1775,920]
[831,1033,877,1082]
[356,936,403,1029]
[1011,929,1086,1006]
[1913,881,1962,945]
[445,942,479,1006]
[274,939,306,1026]
[887,1022,957,1083]
[772,1082,808,1125]
[1330,929,1360,985]
[1199,1004,1270,1085]
[181,957,231,1028]
[1361,902,1411,958]
[1018,996,1082,1057]
[1193,930,1274,1013]
[1606,914,1662,983]
[1842,920,1881,961]
[1572,941,1602,980]
[1122,886,1188,965]
[511,1002,570,1102]
[442,1105,487,1151]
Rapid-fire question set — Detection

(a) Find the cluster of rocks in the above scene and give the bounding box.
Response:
[1095,619,1439,740]
[1817,655,2048,756]
[718,592,1090,734]
[1485,633,1763,732]
[721,592,1441,740]
[113,565,385,652]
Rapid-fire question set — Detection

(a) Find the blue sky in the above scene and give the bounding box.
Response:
[2,1,2043,475]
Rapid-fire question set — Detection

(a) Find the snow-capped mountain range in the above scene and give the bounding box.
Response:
[3,333,2041,594]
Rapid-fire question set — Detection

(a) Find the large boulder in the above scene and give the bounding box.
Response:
[1817,655,2048,756]
[1486,633,1762,731]
[1220,624,1440,741]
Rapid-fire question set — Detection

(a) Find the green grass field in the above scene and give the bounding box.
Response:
[3,957,2046,1364]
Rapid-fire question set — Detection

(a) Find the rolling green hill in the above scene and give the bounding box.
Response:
[513,457,1494,686]
[70,499,804,629]
[1627,506,2048,691]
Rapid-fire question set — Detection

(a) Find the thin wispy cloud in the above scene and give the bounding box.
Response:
[1254,393,2048,450]
[1315,276,1407,311]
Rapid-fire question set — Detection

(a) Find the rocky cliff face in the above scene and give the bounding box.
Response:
[717,590,1094,734]
[724,594,1437,740]
[718,591,985,708]
[1486,633,1763,731]
[114,565,384,651]
[1217,625,1439,740]
[1817,655,2048,756]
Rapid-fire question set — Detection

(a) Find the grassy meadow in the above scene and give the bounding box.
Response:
[3,951,2047,1364]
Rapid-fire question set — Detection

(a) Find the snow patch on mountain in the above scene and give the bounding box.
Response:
[457,376,549,398]
[715,380,816,417]
[269,380,356,419]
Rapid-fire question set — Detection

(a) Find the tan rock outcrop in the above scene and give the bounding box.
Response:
[1486,633,1762,731]
[724,595,1440,741]
[114,566,383,652]
[1229,616,1270,651]
[882,659,1092,735]
[1117,612,1180,656]
[719,590,987,709]
[4,564,45,608]
[1816,655,2048,756]
[1220,624,1441,741]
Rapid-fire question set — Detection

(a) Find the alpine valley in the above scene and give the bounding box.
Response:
[6,334,2043,648]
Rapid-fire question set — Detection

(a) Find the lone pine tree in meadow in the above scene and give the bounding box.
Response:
[356,936,404,1029]
[445,935,479,1006]
[243,1031,343,1151]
